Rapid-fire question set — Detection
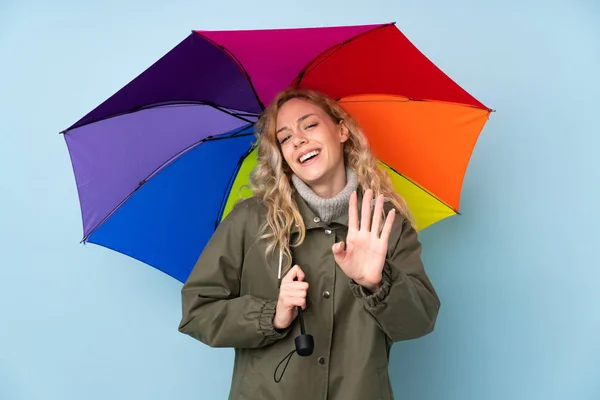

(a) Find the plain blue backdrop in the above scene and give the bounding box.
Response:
[1,0,599,399]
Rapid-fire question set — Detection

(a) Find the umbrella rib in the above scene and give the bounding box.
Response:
[193,31,266,111]
[205,103,258,124]
[143,126,254,182]
[379,160,460,215]
[295,22,395,85]
[60,100,258,134]
[339,97,494,112]
[80,126,255,243]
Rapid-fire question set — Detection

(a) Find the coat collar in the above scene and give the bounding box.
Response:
[291,188,365,234]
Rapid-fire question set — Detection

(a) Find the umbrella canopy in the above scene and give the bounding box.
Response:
[62,22,492,282]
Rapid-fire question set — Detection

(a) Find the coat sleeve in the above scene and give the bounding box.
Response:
[178,200,291,348]
[348,212,441,342]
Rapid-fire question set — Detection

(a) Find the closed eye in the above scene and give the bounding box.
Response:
[279,135,292,144]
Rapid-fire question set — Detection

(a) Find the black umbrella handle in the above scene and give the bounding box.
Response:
[298,306,306,334]
[295,286,313,357]
[273,279,315,383]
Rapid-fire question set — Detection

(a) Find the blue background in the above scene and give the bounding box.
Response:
[1,0,599,399]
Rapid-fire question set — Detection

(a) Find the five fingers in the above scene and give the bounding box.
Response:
[280,288,307,309]
[351,189,396,239]
[370,191,384,235]
[360,189,372,232]
[282,264,305,283]
[348,191,359,231]
[281,265,308,309]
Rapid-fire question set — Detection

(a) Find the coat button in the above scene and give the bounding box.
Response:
[318,357,325,365]
[322,290,331,299]
[324,229,332,235]
[313,217,320,223]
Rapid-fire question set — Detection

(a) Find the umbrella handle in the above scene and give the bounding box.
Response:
[294,277,314,357]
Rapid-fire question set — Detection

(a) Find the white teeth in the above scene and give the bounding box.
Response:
[299,150,320,163]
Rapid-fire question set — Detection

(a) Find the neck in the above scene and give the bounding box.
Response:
[307,162,348,198]
[291,167,358,223]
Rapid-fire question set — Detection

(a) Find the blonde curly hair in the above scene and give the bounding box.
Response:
[249,87,414,274]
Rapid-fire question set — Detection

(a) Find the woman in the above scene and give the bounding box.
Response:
[178,87,441,400]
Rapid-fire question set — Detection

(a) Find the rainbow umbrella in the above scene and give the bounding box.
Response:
[62,22,492,282]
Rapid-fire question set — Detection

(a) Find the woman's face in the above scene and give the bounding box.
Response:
[275,98,349,196]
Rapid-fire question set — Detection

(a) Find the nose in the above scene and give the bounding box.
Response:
[291,130,307,148]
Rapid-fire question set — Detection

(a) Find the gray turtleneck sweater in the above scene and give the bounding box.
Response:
[291,167,358,223]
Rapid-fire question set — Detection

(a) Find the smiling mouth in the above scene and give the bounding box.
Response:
[299,150,321,164]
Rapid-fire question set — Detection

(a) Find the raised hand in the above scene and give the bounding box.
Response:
[332,189,395,293]
[273,265,309,330]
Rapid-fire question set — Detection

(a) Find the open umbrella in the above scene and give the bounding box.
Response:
[61,22,492,283]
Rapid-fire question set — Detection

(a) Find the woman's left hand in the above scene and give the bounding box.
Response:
[332,189,395,293]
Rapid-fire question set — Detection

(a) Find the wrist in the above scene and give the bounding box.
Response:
[353,274,382,293]
[361,281,382,294]
[272,312,286,330]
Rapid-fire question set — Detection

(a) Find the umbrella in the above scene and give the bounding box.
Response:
[61,22,492,283]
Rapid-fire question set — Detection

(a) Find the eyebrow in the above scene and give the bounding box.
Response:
[276,113,315,135]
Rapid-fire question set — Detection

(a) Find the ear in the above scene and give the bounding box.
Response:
[338,120,350,143]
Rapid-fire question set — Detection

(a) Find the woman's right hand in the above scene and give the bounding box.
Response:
[273,265,309,330]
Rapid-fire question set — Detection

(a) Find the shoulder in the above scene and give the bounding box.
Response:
[220,195,268,232]
[228,195,267,216]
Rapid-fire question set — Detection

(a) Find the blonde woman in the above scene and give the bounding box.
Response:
[178,87,441,400]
